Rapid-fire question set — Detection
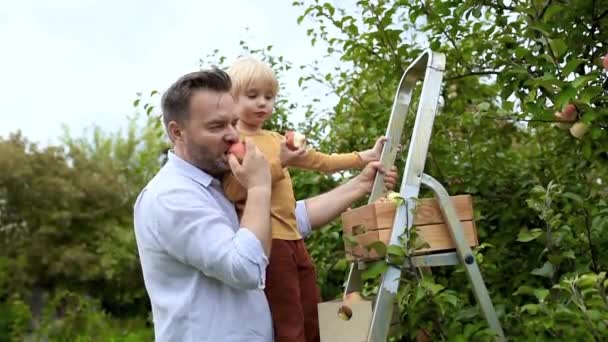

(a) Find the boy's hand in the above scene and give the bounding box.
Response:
[358,136,387,163]
[280,137,307,167]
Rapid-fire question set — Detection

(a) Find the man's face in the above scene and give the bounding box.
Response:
[173,90,239,177]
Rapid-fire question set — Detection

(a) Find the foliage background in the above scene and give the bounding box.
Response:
[1,0,607,340]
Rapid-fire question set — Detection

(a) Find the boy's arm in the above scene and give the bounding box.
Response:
[287,136,386,174]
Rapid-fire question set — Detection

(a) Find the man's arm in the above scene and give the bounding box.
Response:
[145,188,269,291]
[302,161,398,230]
[228,138,272,255]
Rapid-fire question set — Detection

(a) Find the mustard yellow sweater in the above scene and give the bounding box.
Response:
[223,129,367,240]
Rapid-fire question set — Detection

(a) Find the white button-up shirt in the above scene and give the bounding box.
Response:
[133,151,312,342]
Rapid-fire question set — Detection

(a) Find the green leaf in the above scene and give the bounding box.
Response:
[521,303,540,315]
[543,4,563,21]
[582,141,592,158]
[528,23,551,36]
[580,86,603,104]
[562,192,584,206]
[562,58,586,76]
[365,241,386,257]
[554,86,577,108]
[386,245,405,257]
[572,74,597,89]
[421,279,445,295]
[361,260,388,280]
[514,285,536,296]
[531,261,555,278]
[517,227,544,242]
[549,39,567,60]
[133,99,140,107]
[534,288,549,302]
[563,250,576,259]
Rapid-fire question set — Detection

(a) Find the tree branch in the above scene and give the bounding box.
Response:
[447,70,500,80]
[480,0,516,11]
[368,2,405,75]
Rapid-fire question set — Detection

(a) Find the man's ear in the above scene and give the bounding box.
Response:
[167,121,185,143]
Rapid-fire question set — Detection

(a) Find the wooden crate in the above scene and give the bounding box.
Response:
[342,195,478,261]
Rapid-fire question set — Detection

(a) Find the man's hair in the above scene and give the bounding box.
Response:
[161,67,232,129]
[227,56,278,97]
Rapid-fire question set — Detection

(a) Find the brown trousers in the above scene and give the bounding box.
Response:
[265,239,321,342]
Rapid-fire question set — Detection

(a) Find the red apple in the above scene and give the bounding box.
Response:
[285,131,306,150]
[561,104,578,122]
[343,291,363,305]
[228,141,246,161]
[603,54,608,70]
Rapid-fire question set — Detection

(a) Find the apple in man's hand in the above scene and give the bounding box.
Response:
[228,141,246,161]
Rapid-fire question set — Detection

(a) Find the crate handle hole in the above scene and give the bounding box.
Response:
[337,305,353,321]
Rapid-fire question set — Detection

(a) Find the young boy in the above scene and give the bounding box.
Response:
[223,56,384,342]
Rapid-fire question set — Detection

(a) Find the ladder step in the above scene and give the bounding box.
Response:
[411,251,460,267]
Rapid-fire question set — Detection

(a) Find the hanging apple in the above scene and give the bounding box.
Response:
[561,104,578,122]
[570,121,589,139]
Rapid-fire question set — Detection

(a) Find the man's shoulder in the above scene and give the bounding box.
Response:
[135,163,211,208]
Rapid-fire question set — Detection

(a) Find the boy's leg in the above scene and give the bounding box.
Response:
[294,240,322,342]
[265,239,307,342]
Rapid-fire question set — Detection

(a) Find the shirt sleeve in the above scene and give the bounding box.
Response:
[289,149,367,173]
[147,188,269,290]
[295,200,312,239]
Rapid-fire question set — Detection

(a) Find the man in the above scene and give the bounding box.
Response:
[133,68,398,341]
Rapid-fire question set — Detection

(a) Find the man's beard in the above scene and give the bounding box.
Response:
[186,143,230,178]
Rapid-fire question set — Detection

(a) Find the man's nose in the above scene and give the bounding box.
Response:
[226,125,239,142]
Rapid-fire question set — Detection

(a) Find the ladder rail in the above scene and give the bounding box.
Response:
[421,174,506,341]
[337,48,505,342]
[367,50,446,341]
[343,50,429,295]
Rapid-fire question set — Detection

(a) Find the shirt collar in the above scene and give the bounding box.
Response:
[167,150,214,188]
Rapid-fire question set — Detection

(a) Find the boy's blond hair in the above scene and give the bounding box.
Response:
[227,56,279,97]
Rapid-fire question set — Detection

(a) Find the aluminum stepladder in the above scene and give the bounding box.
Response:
[343,49,506,341]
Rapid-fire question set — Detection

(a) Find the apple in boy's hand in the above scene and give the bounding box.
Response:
[228,141,246,161]
[285,131,306,151]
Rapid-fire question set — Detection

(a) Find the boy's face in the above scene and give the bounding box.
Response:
[235,81,275,129]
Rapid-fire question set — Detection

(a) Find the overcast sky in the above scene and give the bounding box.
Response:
[0,0,331,146]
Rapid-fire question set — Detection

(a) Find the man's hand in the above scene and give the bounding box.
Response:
[302,161,399,230]
[352,161,399,196]
[280,137,307,167]
[228,138,271,190]
[357,136,387,163]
